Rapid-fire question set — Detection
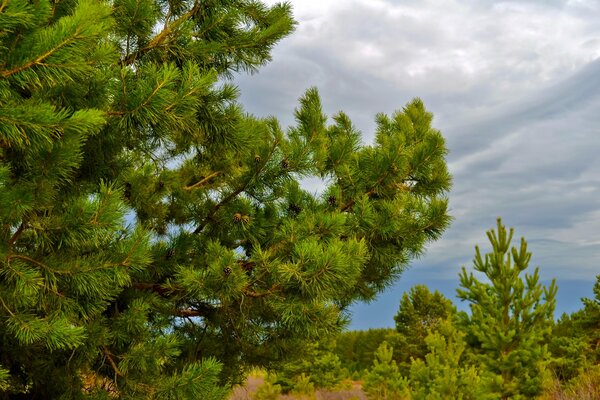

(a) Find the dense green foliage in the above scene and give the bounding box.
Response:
[408,320,486,400]
[274,340,345,391]
[580,275,600,363]
[549,312,591,382]
[362,342,409,400]
[333,328,397,373]
[393,284,455,373]
[0,0,452,397]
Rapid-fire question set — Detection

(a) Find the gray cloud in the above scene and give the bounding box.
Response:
[235,0,600,325]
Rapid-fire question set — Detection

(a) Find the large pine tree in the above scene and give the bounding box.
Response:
[0,0,451,397]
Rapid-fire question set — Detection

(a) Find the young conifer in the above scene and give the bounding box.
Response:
[457,219,557,400]
[580,275,600,363]
[393,284,456,372]
[409,320,488,400]
[363,342,410,400]
[0,0,451,397]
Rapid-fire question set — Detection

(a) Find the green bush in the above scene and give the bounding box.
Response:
[291,373,316,400]
[363,342,410,400]
[252,380,282,400]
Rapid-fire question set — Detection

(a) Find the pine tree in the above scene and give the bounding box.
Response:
[457,219,557,399]
[393,284,456,372]
[579,274,600,363]
[363,342,410,400]
[409,320,488,400]
[0,0,451,397]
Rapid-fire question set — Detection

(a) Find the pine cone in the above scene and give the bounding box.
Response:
[223,266,232,276]
[327,195,337,207]
[233,213,242,222]
[280,159,289,169]
[254,155,261,164]
[124,182,132,199]
[288,203,301,215]
[165,248,175,260]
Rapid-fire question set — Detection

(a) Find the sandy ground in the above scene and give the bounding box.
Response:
[229,376,367,400]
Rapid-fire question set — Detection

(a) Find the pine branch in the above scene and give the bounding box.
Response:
[7,254,57,273]
[102,346,123,378]
[129,76,171,115]
[132,283,216,317]
[193,138,280,234]
[131,282,174,296]
[0,296,15,317]
[173,304,215,318]
[242,284,280,298]
[121,1,202,65]
[183,171,221,191]
[1,28,83,78]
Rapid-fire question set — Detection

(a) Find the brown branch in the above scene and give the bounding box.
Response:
[102,347,123,378]
[132,283,216,318]
[173,301,217,318]
[340,189,375,212]
[238,260,255,272]
[131,282,174,296]
[0,296,15,317]
[183,171,221,191]
[8,221,26,246]
[242,284,280,299]
[7,254,57,272]
[173,308,205,318]
[105,110,125,117]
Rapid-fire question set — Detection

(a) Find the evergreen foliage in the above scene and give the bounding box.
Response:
[579,274,600,363]
[333,328,397,373]
[290,373,316,400]
[547,275,600,384]
[408,320,487,400]
[457,219,557,400]
[274,340,346,391]
[393,284,456,372]
[363,342,409,400]
[548,312,591,382]
[252,378,282,400]
[0,0,451,397]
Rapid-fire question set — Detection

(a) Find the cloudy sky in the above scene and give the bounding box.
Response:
[234,0,600,329]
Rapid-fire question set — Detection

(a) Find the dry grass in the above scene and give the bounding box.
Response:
[229,376,366,400]
[540,366,600,400]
